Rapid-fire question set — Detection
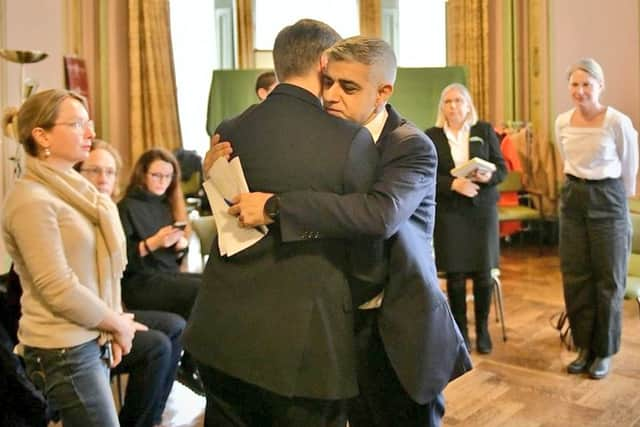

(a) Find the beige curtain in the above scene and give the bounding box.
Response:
[489,0,560,217]
[236,0,255,69]
[128,0,182,164]
[359,0,381,37]
[446,0,490,119]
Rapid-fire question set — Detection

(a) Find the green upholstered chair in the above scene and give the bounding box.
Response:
[626,213,640,317]
[190,216,217,265]
[497,171,545,251]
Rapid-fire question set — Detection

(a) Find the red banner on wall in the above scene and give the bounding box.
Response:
[63,56,90,110]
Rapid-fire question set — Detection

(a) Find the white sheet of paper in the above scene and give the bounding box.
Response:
[203,157,267,256]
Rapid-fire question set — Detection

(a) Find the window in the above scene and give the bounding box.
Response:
[383,0,447,67]
[169,0,216,156]
[254,0,359,52]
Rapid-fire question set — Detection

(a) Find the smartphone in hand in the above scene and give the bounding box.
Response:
[173,221,187,230]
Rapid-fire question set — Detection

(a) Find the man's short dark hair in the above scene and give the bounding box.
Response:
[273,19,341,82]
[255,71,276,95]
[325,36,398,85]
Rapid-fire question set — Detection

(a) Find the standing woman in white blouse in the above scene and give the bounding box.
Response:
[425,83,507,354]
[555,58,639,380]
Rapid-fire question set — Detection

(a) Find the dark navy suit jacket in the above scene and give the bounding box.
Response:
[277,104,473,404]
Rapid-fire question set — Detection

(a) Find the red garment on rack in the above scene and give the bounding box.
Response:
[499,133,522,237]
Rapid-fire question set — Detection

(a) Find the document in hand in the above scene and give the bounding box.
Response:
[203,157,268,256]
[450,157,496,178]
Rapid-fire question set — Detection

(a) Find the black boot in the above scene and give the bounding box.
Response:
[447,278,470,351]
[588,356,611,379]
[473,283,493,354]
[177,352,205,395]
[567,348,592,374]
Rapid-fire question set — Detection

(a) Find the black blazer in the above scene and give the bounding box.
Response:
[277,105,472,404]
[425,121,507,272]
[183,84,378,400]
[426,121,506,209]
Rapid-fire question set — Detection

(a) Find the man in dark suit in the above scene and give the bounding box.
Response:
[223,36,472,427]
[182,21,378,427]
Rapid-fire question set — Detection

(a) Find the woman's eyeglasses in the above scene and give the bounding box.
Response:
[81,167,117,178]
[54,119,95,133]
[148,172,174,182]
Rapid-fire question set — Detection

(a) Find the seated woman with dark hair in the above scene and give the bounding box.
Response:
[76,140,185,426]
[118,148,203,392]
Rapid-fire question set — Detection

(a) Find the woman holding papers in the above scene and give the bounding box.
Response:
[426,83,506,354]
[118,148,203,393]
[555,58,638,379]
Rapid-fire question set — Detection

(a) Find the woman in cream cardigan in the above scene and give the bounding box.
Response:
[1,89,146,426]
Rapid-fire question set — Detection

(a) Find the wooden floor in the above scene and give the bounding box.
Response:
[162,242,640,427]
[442,244,640,427]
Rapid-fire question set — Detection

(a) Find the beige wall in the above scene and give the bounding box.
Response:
[1,0,65,271]
[550,0,640,128]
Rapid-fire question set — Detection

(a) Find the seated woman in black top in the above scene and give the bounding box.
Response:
[118,148,200,321]
[118,148,203,393]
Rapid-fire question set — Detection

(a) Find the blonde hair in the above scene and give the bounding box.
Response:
[435,83,478,128]
[567,58,605,85]
[2,89,87,156]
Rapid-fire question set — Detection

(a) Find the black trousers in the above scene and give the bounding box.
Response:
[112,310,185,427]
[197,364,348,427]
[349,309,445,427]
[122,272,201,321]
[559,177,629,357]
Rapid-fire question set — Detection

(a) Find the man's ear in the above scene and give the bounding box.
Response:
[376,84,394,108]
[319,53,328,72]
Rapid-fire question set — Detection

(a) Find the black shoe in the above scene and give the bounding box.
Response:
[567,348,591,374]
[588,356,611,379]
[176,365,205,396]
[476,328,492,354]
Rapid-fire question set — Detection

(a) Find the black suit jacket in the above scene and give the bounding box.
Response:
[425,122,507,272]
[277,105,473,404]
[426,121,506,209]
[183,84,378,400]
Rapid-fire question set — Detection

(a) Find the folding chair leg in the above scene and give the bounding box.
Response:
[492,275,508,342]
[538,220,544,255]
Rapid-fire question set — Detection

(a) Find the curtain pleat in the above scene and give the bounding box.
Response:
[128,0,182,165]
[446,0,490,119]
[359,0,381,37]
[236,0,255,69]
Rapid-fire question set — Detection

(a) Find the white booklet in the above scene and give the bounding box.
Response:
[202,157,268,256]
[450,157,496,178]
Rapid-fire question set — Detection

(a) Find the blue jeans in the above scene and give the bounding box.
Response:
[23,339,119,427]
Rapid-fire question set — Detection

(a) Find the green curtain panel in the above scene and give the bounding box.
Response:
[390,67,467,131]
[206,67,467,135]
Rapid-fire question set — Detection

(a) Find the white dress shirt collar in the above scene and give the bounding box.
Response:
[364,107,389,144]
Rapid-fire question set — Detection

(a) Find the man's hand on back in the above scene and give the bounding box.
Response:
[203,133,234,175]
